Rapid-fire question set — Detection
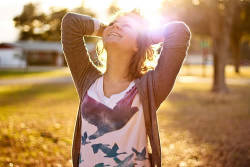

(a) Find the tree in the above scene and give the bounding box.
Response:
[203,0,239,93]
[231,1,250,73]
[41,7,68,41]
[13,3,47,41]
[161,0,249,93]
[13,2,96,42]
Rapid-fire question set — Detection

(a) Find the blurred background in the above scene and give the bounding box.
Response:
[0,0,249,167]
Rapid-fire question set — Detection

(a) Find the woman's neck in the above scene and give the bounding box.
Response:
[104,49,133,83]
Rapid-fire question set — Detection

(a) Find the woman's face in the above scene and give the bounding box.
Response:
[102,14,142,54]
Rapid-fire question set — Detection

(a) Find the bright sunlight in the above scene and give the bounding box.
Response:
[84,0,165,28]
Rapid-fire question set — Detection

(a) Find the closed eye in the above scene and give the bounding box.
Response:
[108,21,115,26]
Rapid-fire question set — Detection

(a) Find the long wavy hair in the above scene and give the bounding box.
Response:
[96,10,156,81]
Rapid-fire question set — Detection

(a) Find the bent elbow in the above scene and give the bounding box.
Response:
[164,21,191,48]
[179,22,191,44]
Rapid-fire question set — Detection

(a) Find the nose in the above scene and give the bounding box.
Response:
[112,22,121,30]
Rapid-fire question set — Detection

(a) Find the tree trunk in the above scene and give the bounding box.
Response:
[208,0,238,93]
[209,8,229,93]
[231,1,242,74]
[211,38,229,93]
[232,36,241,73]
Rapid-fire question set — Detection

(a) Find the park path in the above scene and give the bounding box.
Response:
[177,76,250,85]
[0,75,249,86]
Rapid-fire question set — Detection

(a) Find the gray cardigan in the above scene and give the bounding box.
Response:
[61,12,191,167]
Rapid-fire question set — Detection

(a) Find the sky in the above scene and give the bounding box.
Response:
[0,0,164,43]
[0,0,83,43]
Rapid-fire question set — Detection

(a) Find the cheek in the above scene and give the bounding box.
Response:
[126,33,137,43]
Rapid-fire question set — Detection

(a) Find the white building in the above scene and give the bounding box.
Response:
[0,41,97,68]
[0,43,26,68]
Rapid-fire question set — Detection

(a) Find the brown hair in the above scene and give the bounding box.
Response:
[96,9,155,81]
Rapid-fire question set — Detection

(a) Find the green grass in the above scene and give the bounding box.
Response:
[0,68,70,80]
[0,81,250,166]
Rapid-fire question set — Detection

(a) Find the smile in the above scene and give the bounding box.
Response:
[108,32,122,37]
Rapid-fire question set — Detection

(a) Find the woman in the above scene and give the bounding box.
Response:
[61,10,191,167]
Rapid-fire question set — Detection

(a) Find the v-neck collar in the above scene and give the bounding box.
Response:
[100,76,135,100]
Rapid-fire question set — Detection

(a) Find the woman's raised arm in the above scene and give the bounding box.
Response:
[148,21,191,109]
[61,12,103,98]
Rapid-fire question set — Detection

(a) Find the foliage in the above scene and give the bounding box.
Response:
[13,3,96,42]
[13,3,48,41]
[161,0,250,92]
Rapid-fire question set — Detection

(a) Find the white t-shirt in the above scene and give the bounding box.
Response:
[79,76,151,167]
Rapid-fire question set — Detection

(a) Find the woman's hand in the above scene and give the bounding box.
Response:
[97,23,108,37]
[91,18,107,37]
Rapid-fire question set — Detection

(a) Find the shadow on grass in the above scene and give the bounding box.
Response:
[157,83,250,167]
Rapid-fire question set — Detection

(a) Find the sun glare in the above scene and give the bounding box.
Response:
[116,0,164,29]
[30,0,166,29]
[40,0,165,28]
[84,0,165,28]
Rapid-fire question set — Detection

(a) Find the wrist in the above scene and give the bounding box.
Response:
[92,18,107,37]
[97,23,107,37]
[91,18,99,36]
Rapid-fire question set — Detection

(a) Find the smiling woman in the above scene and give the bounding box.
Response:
[61,7,191,167]
[99,11,155,81]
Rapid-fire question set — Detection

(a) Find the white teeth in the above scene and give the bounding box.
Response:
[109,32,121,37]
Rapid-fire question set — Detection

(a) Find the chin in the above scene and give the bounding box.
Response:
[104,40,123,49]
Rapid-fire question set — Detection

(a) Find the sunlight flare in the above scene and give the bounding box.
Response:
[116,0,165,28]
[84,0,165,28]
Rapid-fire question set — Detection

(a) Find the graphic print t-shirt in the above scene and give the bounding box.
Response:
[79,76,151,167]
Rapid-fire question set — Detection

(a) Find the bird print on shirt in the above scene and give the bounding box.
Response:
[81,131,91,145]
[81,85,139,140]
[113,153,137,167]
[94,163,111,167]
[92,143,127,158]
[132,147,148,161]
[79,85,149,166]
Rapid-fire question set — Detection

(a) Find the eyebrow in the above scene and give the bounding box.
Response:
[108,20,132,28]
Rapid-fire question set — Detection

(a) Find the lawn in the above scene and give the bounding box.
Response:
[0,81,250,167]
[158,82,250,167]
[0,83,78,167]
[0,67,70,80]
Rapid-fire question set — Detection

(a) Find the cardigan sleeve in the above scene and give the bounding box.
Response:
[61,12,101,97]
[150,21,191,109]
